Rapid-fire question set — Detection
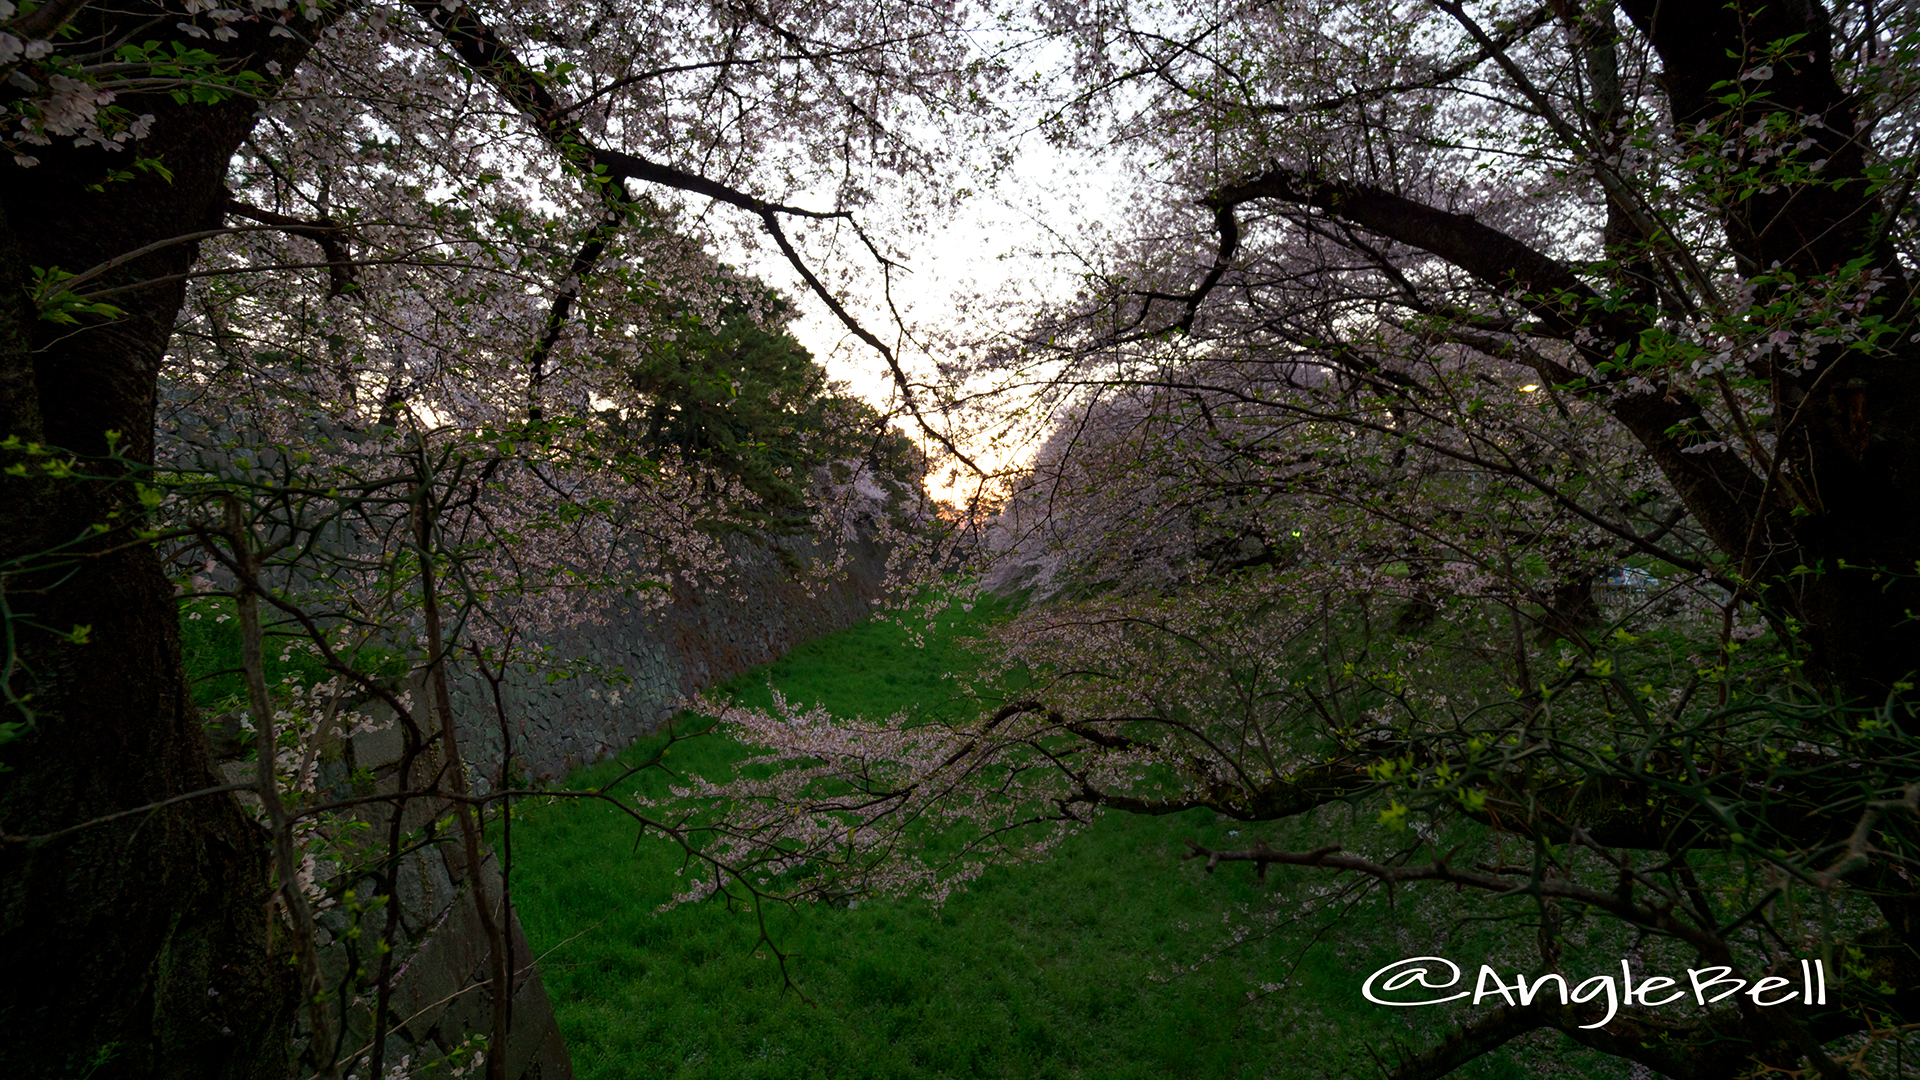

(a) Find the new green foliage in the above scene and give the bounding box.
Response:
[614,290,917,520]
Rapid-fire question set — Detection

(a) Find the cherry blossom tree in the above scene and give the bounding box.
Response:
[994,0,1920,699]
[0,1,988,1077]
[682,1,1920,1076]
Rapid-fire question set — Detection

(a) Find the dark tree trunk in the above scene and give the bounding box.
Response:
[1617,0,1920,704]
[0,8,334,1078]
[1534,574,1601,647]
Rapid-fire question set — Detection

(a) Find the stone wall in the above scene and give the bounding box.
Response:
[220,523,893,1079]
[448,525,892,786]
[314,838,571,1080]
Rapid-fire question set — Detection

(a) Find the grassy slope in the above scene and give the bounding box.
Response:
[499,601,1621,1080]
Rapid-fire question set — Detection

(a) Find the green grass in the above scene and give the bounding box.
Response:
[501,599,1627,1080]
[178,595,334,713]
[178,594,412,716]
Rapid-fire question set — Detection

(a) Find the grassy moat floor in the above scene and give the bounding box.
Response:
[503,600,1618,1080]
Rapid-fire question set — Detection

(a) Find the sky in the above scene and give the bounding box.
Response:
[732,130,1127,498]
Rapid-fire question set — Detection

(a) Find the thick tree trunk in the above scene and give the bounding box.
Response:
[1616,0,1920,702]
[0,9,333,1078]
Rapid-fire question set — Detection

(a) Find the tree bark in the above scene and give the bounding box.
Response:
[0,8,336,1078]
[1613,0,1920,705]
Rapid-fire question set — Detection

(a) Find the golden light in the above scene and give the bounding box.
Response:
[1519,384,1541,393]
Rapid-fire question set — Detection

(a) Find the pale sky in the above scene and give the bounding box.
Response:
[734,130,1127,498]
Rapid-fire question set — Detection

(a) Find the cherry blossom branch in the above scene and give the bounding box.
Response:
[226,495,335,1076]
[564,33,947,120]
[1177,838,1732,960]
[40,224,321,298]
[1205,166,1642,345]
[1250,4,1554,117]
[408,0,982,472]
[1429,0,1720,304]
[1375,1001,1554,1080]
[526,203,625,423]
[1810,782,1920,888]
[65,245,501,304]
[222,195,356,297]
[1377,997,1803,1080]
[1074,372,1720,575]
[1071,757,1370,821]
[0,782,254,848]
[1125,165,1778,576]
[410,443,511,1080]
